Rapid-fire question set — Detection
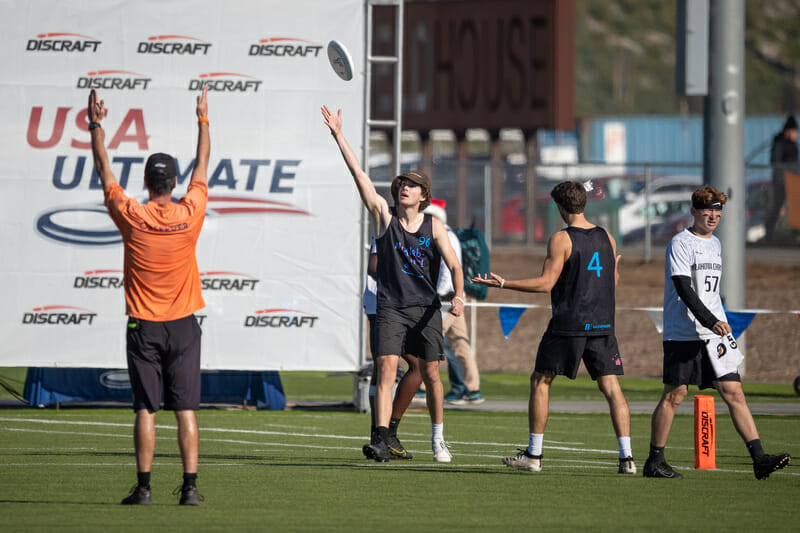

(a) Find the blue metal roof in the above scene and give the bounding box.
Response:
[584,115,787,166]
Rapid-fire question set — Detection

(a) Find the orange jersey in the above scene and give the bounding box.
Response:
[104,180,208,321]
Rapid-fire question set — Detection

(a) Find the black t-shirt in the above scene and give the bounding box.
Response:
[549,226,615,336]
[376,212,441,308]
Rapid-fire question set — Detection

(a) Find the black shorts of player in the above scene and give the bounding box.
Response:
[367,314,377,358]
[375,305,444,362]
[662,340,740,390]
[535,329,624,380]
[126,314,202,412]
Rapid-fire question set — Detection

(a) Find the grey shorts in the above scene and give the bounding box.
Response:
[535,330,624,380]
[126,315,202,412]
[662,340,740,390]
[375,306,444,362]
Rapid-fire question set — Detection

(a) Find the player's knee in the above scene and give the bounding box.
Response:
[421,363,440,384]
[718,384,746,406]
[663,388,687,408]
[531,372,553,389]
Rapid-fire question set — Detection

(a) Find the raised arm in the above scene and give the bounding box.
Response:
[88,89,117,189]
[472,230,571,293]
[432,218,464,316]
[192,84,210,183]
[321,106,390,228]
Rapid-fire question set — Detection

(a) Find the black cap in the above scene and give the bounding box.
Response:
[784,115,798,131]
[144,153,177,181]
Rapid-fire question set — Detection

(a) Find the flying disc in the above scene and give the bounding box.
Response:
[327,40,354,81]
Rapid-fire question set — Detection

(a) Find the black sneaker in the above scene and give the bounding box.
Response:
[121,485,151,505]
[365,439,391,463]
[173,485,204,506]
[753,453,791,480]
[643,458,683,479]
[363,429,378,459]
[362,442,376,459]
[387,434,413,460]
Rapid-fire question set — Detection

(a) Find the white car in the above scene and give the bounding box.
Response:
[618,178,701,241]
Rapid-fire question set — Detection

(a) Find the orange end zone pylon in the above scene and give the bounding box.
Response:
[694,395,716,469]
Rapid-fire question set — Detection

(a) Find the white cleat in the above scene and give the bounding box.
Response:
[432,439,452,462]
[503,449,542,472]
[618,457,637,475]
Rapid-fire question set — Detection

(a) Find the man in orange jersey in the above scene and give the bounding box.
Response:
[88,86,210,506]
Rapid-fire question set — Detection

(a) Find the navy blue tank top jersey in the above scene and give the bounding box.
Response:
[376,212,441,308]
[549,226,615,336]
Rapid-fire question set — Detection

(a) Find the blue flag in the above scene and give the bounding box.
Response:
[499,307,527,339]
[726,311,756,339]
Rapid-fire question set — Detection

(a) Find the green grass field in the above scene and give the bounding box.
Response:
[1,371,798,531]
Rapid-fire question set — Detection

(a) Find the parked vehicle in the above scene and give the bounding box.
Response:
[618,177,701,241]
[656,179,771,243]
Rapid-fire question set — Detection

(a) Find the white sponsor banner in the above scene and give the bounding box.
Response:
[0,0,365,371]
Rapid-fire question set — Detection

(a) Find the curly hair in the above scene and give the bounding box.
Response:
[550,181,586,214]
[691,186,727,209]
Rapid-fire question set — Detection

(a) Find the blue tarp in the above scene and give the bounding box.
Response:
[23,368,285,410]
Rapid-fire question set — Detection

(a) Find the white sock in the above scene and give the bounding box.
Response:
[432,423,443,441]
[618,436,632,459]
[527,433,544,456]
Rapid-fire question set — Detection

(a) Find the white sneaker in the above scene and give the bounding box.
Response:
[432,439,452,462]
[503,449,542,472]
[618,457,637,474]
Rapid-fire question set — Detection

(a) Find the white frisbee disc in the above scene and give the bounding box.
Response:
[327,40,354,81]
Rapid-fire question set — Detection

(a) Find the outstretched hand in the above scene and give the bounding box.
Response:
[196,84,208,120]
[320,105,342,136]
[471,272,504,287]
[88,89,106,124]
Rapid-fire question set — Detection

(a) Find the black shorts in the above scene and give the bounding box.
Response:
[375,306,444,362]
[662,340,740,389]
[535,330,623,380]
[126,315,202,412]
[367,314,377,358]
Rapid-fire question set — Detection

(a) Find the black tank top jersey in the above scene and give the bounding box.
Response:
[549,226,615,336]
[376,212,441,308]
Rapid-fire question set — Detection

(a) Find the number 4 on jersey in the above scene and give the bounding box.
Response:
[587,252,603,277]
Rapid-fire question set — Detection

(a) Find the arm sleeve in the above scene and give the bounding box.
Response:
[671,275,720,330]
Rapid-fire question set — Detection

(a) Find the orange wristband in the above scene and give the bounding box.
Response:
[198,117,209,125]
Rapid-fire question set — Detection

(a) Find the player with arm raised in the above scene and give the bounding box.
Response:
[321,105,463,462]
[473,181,635,474]
[90,85,210,504]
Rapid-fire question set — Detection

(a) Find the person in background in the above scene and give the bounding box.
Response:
[424,199,483,405]
[766,115,798,242]
[362,237,417,460]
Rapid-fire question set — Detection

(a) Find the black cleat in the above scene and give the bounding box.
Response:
[753,453,791,480]
[362,442,376,459]
[387,434,413,460]
[121,485,152,505]
[643,458,683,479]
[174,484,204,506]
[365,439,391,462]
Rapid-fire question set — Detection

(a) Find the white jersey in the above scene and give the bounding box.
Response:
[362,237,377,316]
[663,228,727,341]
[436,226,462,297]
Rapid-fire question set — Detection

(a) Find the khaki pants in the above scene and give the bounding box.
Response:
[442,311,480,392]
